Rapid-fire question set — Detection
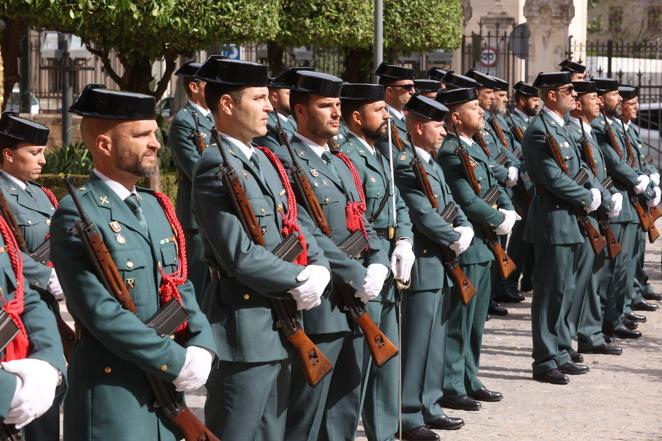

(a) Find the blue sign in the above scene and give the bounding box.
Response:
[220,44,240,60]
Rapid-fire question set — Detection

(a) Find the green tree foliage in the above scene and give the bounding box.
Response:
[0,0,280,99]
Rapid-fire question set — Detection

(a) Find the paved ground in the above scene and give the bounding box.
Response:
[59,223,662,440]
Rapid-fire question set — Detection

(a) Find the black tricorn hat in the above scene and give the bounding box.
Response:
[414,79,441,93]
[404,95,449,122]
[427,68,448,81]
[559,59,586,73]
[375,62,415,83]
[532,72,572,89]
[69,84,155,120]
[513,81,538,97]
[340,83,384,102]
[293,71,343,97]
[572,80,597,95]
[490,75,509,92]
[618,85,639,101]
[195,57,268,87]
[465,69,498,89]
[269,67,313,89]
[435,88,478,107]
[592,77,619,94]
[0,112,50,148]
[443,72,481,90]
[174,60,202,77]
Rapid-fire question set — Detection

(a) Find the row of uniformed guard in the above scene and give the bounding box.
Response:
[0,54,658,441]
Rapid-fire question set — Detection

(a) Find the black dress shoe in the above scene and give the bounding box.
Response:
[579,343,623,355]
[569,350,584,363]
[558,362,590,375]
[400,426,439,441]
[520,277,533,292]
[607,326,642,339]
[469,386,503,402]
[604,334,614,344]
[632,300,658,311]
[643,291,662,301]
[488,301,508,316]
[623,318,638,330]
[625,312,647,323]
[533,368,569,385]
[426,415,465,430]
[440,394,481,411]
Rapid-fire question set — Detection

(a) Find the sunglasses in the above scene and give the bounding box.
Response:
[392,84,416,91]
[555,85,575,94]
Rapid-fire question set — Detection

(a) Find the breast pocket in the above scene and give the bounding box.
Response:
[248,197,275,237]
[109,248,147,303]
[15,213,47,250]
[158,238,179,274]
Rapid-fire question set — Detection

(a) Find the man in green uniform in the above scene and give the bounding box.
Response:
[414,80,442,99]
[168,60,214,305]
[427,68,449,89]
[523,72,597,384]
[559,59,587,81]
[339,83,416,441]
[0,113,66,440]
[375,63,416,150]
[565,80,624,356]
[591,77,656,339]
[51,85,218,441]
[394,94,471,440]
[253,67,309,151]
[191,58,331,441]
[275,70,390,441]
[437,87,516,408]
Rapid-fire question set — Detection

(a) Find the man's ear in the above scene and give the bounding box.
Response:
[96,133,113,158]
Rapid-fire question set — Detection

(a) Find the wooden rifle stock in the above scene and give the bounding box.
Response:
[506,111,524,143]
[191,110,207,154]
[390,121,405,151]
[473,131,491,156]
[597,177,621,259]
[63,177,219,441]
[439,203,477,304]
[489,112,510,150]
[481,187,517,279]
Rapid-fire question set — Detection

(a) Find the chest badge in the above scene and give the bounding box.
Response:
[400,154,407,161]
[369,176,377,183]
[109,221,122,233]
[99,195,109,205]
[115,234,127,245]
[310,169,319,177]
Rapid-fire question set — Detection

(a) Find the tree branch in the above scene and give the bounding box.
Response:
[152,47,177,101]
[84,41,124,88]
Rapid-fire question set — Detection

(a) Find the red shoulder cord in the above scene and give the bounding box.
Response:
[255,146,308,265]
[40,186,59,267]
[332,151,368,243]
[153,191,189,333]
[0,215,28,361]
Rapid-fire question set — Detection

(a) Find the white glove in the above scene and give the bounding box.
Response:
[651,172,660,186]
[495,209,519,235]
[2,359,60,428]
[608,192,623,218]
[585,188,602,213]
[47,269,64,301]
[390,239,415,284]
[355,264,390,303]
[288,265,330,310]
[449,226,474,256]
[634,174,650,194]
[505,166,519,187]
[647,186,661,207]
[173,346,214,392]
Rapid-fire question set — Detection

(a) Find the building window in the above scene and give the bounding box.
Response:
[648,6,660,33]
[608,6,623,33]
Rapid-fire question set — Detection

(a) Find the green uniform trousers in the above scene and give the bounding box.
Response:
[507,218,535,288]
[602,223,637,330]
[531,244,578,374]
[624,229,646,313]
[562,236,595,349]
[184,228,209,306]
[205,359,290,441]
[444,261,492,396]
[285,331,363,441]
[401,288,448,431]
[577,249,610,351]
[361,299,399,441]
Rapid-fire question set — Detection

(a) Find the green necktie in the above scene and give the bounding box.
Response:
[125,194,148,232]
[250,154,264,181]
[321,151,339,179]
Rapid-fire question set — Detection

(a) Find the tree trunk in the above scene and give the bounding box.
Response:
[341,47,373,82]
[0,18,23,112]
[267,41,285,75]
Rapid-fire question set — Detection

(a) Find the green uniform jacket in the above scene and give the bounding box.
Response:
[192,138,330,360]
[168,102,214,230]
[437,134,512,264]
[393,144,470,290]
[254,112,297,152]
[522,112,594,244]
[0,237,65,419]
[275,135,390,335]
[340,133,414,301]
[623,121,657,175]
[51,174,216,441]
[478,113,510,184]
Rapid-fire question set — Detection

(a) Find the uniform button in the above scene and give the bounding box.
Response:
[104,366,112,374]
[422,249,428,254]
[27,220,32,225]
[126,260,134,269]
[160,364,168,372]
[324,197,331,203]
[243,293,250,300]
[46,219,51,225]
[260,208,265,214]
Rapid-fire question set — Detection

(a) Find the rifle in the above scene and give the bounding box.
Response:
[540,113,606,256]
[404,133,476,304]
[0,191,75,362]
[63,176,220,441]
[473,131,492,157]
[389,120,405,151]
[276,119,332,237]
[506,110,525,143]
[190,109,207,154]
[337,231,399,367]
[211,131,332,386]
[0,310,22,441]
[598,177,622,259]
[489,111,510,150]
